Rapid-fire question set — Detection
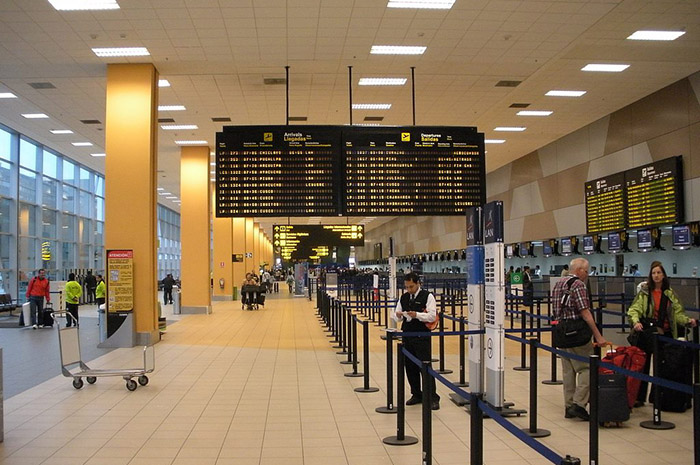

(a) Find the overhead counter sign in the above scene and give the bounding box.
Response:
[273,224,364,260]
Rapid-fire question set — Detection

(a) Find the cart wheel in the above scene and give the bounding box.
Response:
[73,378,84,389]
[126,379,137,391]
[86,376,97,384]
[138,375,149,386]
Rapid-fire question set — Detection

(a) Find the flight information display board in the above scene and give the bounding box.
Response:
[343,127,485,215]
[626,156,683,229]
[273,224,365,260]
[216,126,341,217]
[585,173,625,234]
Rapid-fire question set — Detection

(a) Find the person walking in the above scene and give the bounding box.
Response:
[26,268,51,329]
[65,273,82,327]
[95,274,106,308]
[85,270,97,304]
[162,274,175,305]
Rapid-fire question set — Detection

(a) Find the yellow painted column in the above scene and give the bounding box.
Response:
[104,63,159,346]
[232,218,246,297]
[253,222,260,272]
[180,146,212,314]
[212,216,233,301]
[245,218,255,275]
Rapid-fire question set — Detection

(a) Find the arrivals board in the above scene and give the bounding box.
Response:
[273,224,365,260]
[216,126,341,217]
[626,156,683,229]
[585,173,625,234]
[342,127,485,215]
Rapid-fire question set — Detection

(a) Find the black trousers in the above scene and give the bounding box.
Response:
[164,288,173,305]
[403,335,439,401]
[66,303,79,327]
[637,332,670,402]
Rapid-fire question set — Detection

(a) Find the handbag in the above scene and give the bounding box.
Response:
[552,318,593,348]
[627,317,660,354]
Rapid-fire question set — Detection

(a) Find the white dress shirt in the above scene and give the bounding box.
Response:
[392,287,437,323]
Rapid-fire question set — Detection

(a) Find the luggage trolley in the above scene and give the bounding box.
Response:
[54,311,155,391]
[241,284,265,310]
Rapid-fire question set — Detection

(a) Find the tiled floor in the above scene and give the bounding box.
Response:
[1,291,695,464]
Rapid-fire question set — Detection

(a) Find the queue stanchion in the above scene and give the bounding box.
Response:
[376,330,398,414]
[521,339,550,438]
[436,312,452,374]
[332,303,343,349]
[470,393,483,465]
[542,349,563,385]
[421,360,433,465]
[693,326,699,384]
[456,316,468,387]
[383,344,419,446]
[513,308,530,371]
[336,303,348,355]
[344,315,364,378]
[589,354,600,465]
[340,307,354,365]
[617,293,628,334]
[355,320,380,392]
[641,333,675,430]
[693,384,700,465]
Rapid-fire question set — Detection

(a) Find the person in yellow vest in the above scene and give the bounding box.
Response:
[65,272,82,327]
[95,274,106,309]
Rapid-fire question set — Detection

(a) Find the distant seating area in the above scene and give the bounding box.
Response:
[0,294,20,314]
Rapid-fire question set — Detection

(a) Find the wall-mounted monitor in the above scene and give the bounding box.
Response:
[672,224,691,249]
[505,244,514,258]
[608,231,622,253]
[637,229,653,251]
[519,242,530,258]
[582,235,595,254]
[560,237,573,256]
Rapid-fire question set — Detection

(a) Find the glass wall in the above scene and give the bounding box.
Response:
[0,122,182,297]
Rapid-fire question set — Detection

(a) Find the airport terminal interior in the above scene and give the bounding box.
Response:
[2,0,700,464]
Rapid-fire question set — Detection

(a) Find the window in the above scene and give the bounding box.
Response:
[19,167,37,203]
[0,128,11,161]
[62,213,76,242]
[0,234,10,269]
[19,202,38,236]
[62,184,76,213]
[42,176,58,209]
[79,190,91,217]
[79,217,91,242]
[79,167,90,191]
[94,175,104,197]
[43,150,58,178]
[95,196,104,221]
[0,160,11,196]
[0,197,11,233]
[94,221,103,246]
[62,159,75,185]
[18,236,38,270]
[62,242,76,269]
[19,139,37,170]
[42,239,58,271]
[42,208,57,239]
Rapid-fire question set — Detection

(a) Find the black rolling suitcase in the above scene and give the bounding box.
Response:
[598,374,630,425]
[43,302,54,327]
[656,342,693,412]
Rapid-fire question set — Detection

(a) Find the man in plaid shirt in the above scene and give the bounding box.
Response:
[552,258,608,421]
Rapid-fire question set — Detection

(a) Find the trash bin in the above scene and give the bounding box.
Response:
[172,287,181,314]
[232,286,238,301]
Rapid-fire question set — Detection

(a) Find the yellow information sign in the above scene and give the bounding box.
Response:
[106,249,134,313]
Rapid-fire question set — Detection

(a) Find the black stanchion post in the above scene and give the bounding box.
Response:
[345,315,364,377]
[355,320,380,392]
[332,303,343,348]
[542,349,563,385]
[521,338,550,438]
[693,384,699,465]
[456,316,468,387]
[337,303,348,355]
[377,330,397,413]
[513,310,530,371]
[421,360,432,465]
[589,354,600,465]
[383,344,419,446]
[641,333,675,429]
[437,312,453,374]
[694,326,700,385]
[470,393,483,465]
[341,307,353,365]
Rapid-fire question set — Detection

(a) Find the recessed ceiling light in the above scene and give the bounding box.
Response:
[581,63,629,72]
[175,140,207,145]
[0,92,17,99]
[158,79,170,87]
[161,124,198,130]
[358,78,407,86]
[387,0,455,9]
[210,162,216,166]
[210,170,216,175]
[166,196,178,199]
[48,0,119,10]
[352,104,392,110]
[158,105,185,111]
[50,129,74,134]
[71,142,93,146]
[627,30,685,41]
[22,113,49,119]
[159,192,171,196]
[370,45,427,55]
[494,127,526,132]
[92,47,150,57]
[90,153,106,157]
[546,90,587,97]
[157,187,165,191]
[517,110,553,116]
[485,139,506,144]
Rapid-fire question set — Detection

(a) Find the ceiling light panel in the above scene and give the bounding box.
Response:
[48,0,119,10]
[158,105,186,111]
[22,113,49,119]
[494,127,526,132]
[175,140,207,145]
[92,47,150,57]
[358,78,407,86]
[517,110,553,116]
[485,139,506,144]
[158,80,171,87]
[546,90,586,97]
[50,129,73,134]
[581,64,629,72]
[370,45,427,55]
[627,30,685,41]
[352,104,392,110]
[161,124,198,130]
[0,92,17,99]
[90,153,106,157]
[387,0,455,9]
[71,142,93,146]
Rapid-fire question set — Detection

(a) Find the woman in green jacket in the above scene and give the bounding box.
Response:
[627,261,696,406]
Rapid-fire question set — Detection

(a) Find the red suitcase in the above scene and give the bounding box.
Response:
[600,346,646,409]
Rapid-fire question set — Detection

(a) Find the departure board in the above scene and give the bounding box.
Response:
[273,224,364,260]
[626,156,683,228]
[585,173,625,234]
[216,126,341,217]
[343,127,485,215]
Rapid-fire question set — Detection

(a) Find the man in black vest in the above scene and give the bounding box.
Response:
[393,272,440,410]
